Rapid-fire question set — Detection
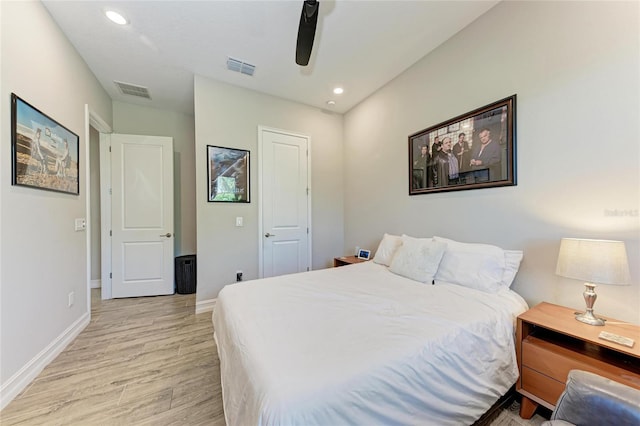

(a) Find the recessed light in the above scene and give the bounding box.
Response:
[326,100,336,106]
[105,10,128,25]
[333,87,344,95]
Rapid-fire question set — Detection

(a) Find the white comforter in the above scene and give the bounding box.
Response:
[213,261,528,426]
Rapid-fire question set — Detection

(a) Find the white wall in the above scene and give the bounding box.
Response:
[112,101,197,256]
[0,0,112,404]
[344,1,640,323]
[194,76,344,302]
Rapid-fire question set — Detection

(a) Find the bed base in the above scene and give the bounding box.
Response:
[472,386,516,426]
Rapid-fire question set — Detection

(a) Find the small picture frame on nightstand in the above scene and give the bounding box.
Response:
[357,249,371,260]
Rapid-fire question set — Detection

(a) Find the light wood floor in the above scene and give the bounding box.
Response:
[1,290,547,426]
[1,289,224,425]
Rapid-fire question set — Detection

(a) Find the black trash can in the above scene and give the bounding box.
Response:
[175,254,197,294]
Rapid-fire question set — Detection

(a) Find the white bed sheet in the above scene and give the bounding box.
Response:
[213,261,528,426]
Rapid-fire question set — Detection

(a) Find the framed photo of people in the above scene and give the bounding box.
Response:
[11,93,80,195]
[409,95,516,195]
[207,145,250,203]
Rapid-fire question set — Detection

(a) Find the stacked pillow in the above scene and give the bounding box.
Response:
[372,233,403,266]
[433,236,522,293]
[371,233,523,293]
[387,235,447,283]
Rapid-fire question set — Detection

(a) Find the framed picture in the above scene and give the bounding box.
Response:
[207,145,250,202]
[409,95,516,195]
[357,249,371,260]
[11,93,80,195]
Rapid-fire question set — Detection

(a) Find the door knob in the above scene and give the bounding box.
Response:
[160,233,172,238]
[265,232,276,238]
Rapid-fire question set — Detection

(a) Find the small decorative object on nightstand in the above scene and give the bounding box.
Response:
[555,238,631,326]
[357,249,371,260]
[333,256,369,267]
[515,302,640,420]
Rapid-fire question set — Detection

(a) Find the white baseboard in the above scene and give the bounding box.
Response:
[90,279,101,289]
[195,298,216,315]
[0,312,90,410]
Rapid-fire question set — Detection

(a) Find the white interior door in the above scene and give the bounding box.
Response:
[111,133,174,298]
[260,128,310,278]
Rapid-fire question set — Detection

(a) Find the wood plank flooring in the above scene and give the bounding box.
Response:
[1,289,224,425]
[1,289,547,425]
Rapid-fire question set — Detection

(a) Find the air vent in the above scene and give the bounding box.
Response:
[226,57,255,76]
[114,81,152,99]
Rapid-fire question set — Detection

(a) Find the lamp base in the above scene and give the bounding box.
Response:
[575,310,606,326]
[575,282,606,326]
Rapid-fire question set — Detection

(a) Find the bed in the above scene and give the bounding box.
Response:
[213,235,528,425]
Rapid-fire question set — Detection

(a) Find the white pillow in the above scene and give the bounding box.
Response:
[433,236,507,293]
[373,233,403,266]
[503,250,524,288]
[389,235,447,283]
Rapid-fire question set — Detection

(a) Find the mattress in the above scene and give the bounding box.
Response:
[213,261,528,426]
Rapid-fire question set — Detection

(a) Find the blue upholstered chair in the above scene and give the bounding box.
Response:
[542,370,640,426]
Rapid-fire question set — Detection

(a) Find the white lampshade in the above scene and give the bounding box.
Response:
[556,238,631,286]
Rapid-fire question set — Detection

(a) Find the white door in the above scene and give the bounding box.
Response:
[260,128,310,278]
[111,133,174,298]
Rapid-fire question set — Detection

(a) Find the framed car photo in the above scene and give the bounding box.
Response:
[11,93,80,195]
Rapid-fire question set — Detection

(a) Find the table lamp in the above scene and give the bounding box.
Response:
[555,238,631,326]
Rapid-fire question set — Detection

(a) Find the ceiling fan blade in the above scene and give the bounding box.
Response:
[296,0,319,66]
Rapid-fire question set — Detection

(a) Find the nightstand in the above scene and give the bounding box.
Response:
[333,255,368,267]
[516,302,640,419]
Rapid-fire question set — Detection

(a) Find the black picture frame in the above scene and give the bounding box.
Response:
[409,95,516,195]
[207,145,250,203]
[11,93,80,195]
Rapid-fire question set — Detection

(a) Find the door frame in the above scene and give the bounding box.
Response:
[84,105,112,311]
[257,126,312,278]
[99,133,112,299]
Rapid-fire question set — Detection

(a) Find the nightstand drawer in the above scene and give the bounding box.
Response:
[523,335,640,389]
[522,337,572,382]
[521,366,564,405]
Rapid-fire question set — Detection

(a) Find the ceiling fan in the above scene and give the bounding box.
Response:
[295,0,320,66]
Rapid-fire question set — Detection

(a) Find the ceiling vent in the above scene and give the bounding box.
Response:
[227,57,255,76]
[114,81,152,99]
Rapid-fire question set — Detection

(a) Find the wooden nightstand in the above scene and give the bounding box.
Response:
[333,256,368,267]
[516,302,640,419]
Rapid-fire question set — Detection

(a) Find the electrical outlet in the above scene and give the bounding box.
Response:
[68,291,74,307]
[236,271,243,282]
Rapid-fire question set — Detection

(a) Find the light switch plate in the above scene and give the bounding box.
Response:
[75,218,86,231]
[235,217,243,227]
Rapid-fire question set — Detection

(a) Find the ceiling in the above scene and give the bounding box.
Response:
[42,1,499,115]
